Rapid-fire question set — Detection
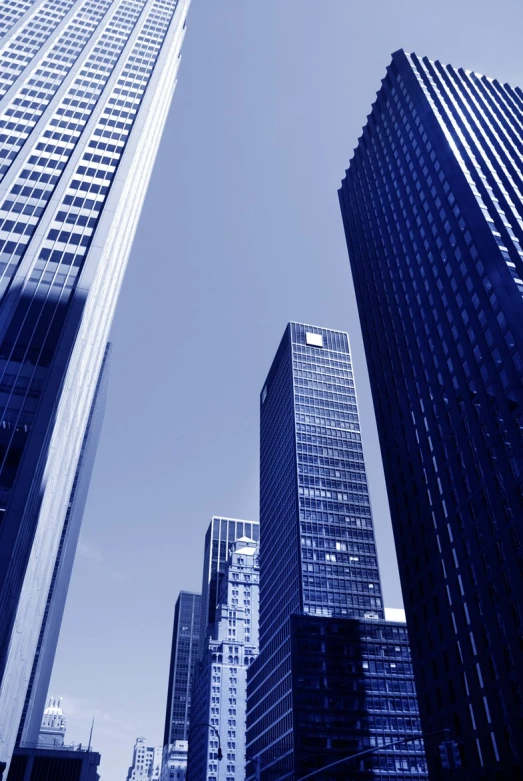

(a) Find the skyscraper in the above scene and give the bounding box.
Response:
[188,537,259,781]
[18,344,110,747]
[339,49,523,779]
[199,517,260,658]
[0,0,190,767]
[163,591,201,774]
[246,323,426,780]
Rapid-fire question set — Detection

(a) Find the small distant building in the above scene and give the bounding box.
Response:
[38,696,66,748]
[187,537,260,781]
[160,741,188,781]
[126,738,162,781]
[7,745,100,781]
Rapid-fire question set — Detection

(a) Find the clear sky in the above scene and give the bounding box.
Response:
[49,0,523,778]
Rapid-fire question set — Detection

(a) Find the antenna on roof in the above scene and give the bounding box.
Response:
[87,717,95,751]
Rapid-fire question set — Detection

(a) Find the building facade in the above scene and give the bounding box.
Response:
[18,344,110,747]
[187,538,259,781]
[162,591,201,777]
[199,517,260,658]
[0,0,190,767]
[339,49,523,780]
[126,738,162,781]
[246,323,426,780]
[288,615,427,780]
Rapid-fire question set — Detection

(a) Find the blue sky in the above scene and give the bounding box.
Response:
[50,0,523,777]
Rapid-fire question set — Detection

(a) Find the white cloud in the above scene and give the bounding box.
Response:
[77,541,104,564]
[76,539,128,583]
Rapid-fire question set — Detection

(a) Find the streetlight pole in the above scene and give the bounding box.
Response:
[189,723,223,761]
[295,729,450,781]
[245,751,261,781]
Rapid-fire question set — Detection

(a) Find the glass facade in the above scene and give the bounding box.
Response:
[339,49,523,780]
[290,616,426,781]
[258,323,383,655]
[199,517,260,657]
[0,0,190,768]
[163,591,202,748]
[246,323,426,780]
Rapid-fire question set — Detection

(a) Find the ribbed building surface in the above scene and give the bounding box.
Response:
[0,0,190,767]
[339,49,523,779]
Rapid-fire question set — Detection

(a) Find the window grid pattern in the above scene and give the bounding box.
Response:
[0,0,149,293]
[247,323,393,781]
[164,592,202,746]
[0,0,115,179]
[0,0,189,763]
[339,49,523,780]
[0,0,177,487]
[0,0,37,40]
[0,0,77,99]
[291,323,383,620]
[289,617,427,780]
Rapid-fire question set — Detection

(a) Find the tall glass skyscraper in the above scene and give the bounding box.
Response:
[339,50,523,779]
[163,592,201,754]
[259,324,383,638]
[0,0,190,767]
[246,323,426,780]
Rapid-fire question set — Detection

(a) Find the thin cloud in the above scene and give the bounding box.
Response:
[77,540,128,583]
[61,695,137,744]
[77,541,104,564]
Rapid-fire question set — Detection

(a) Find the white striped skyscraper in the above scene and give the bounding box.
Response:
[0,0,190,767]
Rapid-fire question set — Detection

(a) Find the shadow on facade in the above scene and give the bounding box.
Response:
[290,615,374,781]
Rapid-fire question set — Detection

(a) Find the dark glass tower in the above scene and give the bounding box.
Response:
[339,49,523,780]
[163,591,202,749]
[0,0,190,767]
[259,324,383,637]
[246,323,426,780]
